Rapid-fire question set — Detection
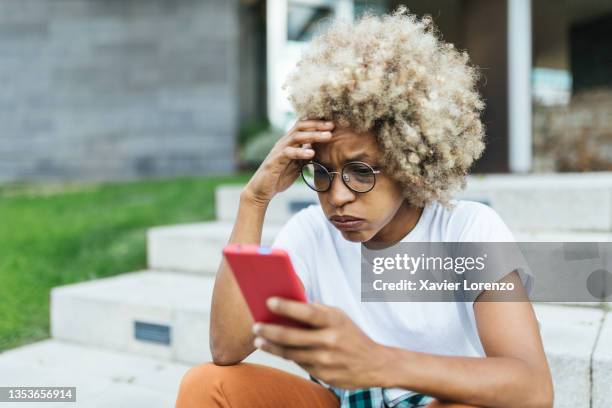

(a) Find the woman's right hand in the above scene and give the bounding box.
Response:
[243,119,335,205]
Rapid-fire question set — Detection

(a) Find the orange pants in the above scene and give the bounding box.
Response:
[174,361,341,408]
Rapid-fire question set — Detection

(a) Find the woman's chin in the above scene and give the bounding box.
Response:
[339,229,369,242]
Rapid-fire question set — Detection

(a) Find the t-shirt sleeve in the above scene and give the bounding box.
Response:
[456,203,535,304]
[270,206,316,303]
[455,202,516,243]
[456,202,541,340]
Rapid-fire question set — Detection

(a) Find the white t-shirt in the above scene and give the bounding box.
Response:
[271,198,534,399]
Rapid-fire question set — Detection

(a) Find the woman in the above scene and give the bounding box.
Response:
[175,7,553,408]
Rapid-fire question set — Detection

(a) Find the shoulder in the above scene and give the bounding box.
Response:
[272,204,326,243]
[435,199,514,242]
[447,199,499,221]
[284,203,326,230]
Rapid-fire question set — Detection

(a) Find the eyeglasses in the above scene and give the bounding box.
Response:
[300,161,382,193]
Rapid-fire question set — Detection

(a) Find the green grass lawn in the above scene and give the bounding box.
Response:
[0,173,253,352]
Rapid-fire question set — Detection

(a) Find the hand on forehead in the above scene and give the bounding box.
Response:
[312,128,380,165]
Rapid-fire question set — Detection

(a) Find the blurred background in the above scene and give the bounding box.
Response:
[0,0,611,184]
[0,1,611,407]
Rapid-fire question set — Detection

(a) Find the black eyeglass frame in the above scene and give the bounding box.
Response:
[300,160,382,193]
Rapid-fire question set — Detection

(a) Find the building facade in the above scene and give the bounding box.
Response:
[0,0,610,182]
[267,0,612,173]
[0,0,241,182]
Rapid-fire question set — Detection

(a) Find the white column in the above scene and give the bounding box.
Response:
[266,0,287,129]
[508,0,533,173]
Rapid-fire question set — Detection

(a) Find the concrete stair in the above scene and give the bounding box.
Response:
[48,268,611,407]
[43,171,612,407]
[593,311,612,408]
[50,270,306,378]
[150,174,612,275]
[147,221,282,275]
[145,223,612,277]
[533,304,607,408]
[215,172,612,231]
[0,339,192,408]
[184,183,612,311]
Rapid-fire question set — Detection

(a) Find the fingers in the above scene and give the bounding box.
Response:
[253,336,337,367]
[292,130,332,146]
[283,120,334,155]
[253,337,313,363]
[283,145,315,160]
[252,322,334,348]
[266,297,332,328]
[293,120,335,132]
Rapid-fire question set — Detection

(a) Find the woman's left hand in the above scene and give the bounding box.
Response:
[252,297,391,389]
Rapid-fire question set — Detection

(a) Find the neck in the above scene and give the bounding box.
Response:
[363,200,423,250]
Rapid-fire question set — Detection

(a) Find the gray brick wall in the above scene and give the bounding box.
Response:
[0,0,239,182]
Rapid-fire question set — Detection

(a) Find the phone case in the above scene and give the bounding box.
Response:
[222,243,309,329]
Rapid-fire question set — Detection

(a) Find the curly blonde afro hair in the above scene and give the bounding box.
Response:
[282,6,486,210]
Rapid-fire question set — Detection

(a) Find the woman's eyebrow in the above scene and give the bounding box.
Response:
[314,153,375,166]
[348,153,374,162]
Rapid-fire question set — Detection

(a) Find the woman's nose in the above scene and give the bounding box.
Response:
[326,172,355,206]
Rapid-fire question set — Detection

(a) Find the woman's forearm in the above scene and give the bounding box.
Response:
[374,345,553,408]
[209,190,270,365]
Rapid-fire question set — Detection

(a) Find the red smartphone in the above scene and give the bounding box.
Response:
[222,243,310,329]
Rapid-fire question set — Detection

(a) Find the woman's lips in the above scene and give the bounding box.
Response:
[330,219,365,231]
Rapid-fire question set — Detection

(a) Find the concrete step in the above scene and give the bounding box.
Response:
[514,230,612,241]
[147,216,612,275]
[593,311,612,408]
[215,183,318,224]
[0,338,191,408]
[216,172,612,231]
[531,304,606,408]
[50,269,611,407]
[50,270,308,379]
[147,220,282,274]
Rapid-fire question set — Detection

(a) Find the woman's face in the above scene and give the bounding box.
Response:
[311,126,421,246]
